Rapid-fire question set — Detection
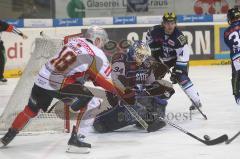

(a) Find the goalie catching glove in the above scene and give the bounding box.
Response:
[144,80,175,99]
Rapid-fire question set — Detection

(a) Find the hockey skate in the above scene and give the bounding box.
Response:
[0,128,18,147]
[66,126,91,154]
[0,78,7,85]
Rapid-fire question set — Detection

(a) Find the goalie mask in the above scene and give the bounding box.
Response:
[129,40,151,66]
[85,25,109,49]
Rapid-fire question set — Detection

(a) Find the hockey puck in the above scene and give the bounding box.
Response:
[204,135,210,141]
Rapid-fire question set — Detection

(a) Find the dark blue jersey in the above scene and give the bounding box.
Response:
[111,53,154,88]
[224,20,240,71]
[146,25,188,68]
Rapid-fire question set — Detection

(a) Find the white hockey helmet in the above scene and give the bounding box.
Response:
[85,25,109,49]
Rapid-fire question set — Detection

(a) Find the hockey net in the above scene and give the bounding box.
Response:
[0,33,82,134]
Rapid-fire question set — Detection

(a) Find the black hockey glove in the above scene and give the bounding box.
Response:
[170,68,183,84]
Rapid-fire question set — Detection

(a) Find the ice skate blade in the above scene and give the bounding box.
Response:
[66,145,90,154]
[0,141,5,148]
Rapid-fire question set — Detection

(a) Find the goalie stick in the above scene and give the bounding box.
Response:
[158,59,207,120]
[122,103,149,130]
[225,131,240,144]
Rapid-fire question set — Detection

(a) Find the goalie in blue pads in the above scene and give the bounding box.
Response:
[93,40,174,133]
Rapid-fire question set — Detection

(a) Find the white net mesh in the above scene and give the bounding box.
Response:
[0,38,66,133]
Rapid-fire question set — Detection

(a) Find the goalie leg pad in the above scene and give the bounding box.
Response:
[93,106,133,133]
[136,97,167,132]
[93,104,144,133]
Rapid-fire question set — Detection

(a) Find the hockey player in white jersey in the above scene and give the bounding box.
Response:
[0,26,134,153]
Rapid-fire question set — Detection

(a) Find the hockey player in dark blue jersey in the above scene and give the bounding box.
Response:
[224,7,240,105]
[93,40,175,133]
[146,12,202,111]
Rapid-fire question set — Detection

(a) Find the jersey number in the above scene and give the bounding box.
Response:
[113,66,124,74]
[50,46,77,72]
[229,31,240,48]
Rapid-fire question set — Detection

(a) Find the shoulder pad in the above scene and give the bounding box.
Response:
[173,28,187,46]
[177,34,187,46]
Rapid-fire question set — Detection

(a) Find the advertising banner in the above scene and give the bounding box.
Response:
[214,24,230,59]
[113,16,137,24]
[53,18,83,27]
[177,15,213,23]
[82,25,214,60]
[0,24,219,77]
[24,19,53,28]
[55,0,239,18]
[56,0,173,18]
[83,17,113,25]
[5,19,24,28]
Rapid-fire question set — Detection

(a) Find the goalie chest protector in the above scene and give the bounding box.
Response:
[111,53,152,86]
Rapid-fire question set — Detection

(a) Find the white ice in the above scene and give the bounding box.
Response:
[0,65,240,159]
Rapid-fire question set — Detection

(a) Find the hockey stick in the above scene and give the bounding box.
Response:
[47,103,57,113]
[136,101,227,145]
[158,59,207,120]
[159,116,228,145]
[225,131,240,144]
[75,106,87,131]
[122,103,149,130]
[47,98,74,113]
[124,99,228,145]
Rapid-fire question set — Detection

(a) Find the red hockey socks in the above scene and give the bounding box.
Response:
[11,106,38,131]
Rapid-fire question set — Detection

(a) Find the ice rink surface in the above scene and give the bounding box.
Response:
[0,65,239,159]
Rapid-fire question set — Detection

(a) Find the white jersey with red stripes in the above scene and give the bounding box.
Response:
[35,38,112,90]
